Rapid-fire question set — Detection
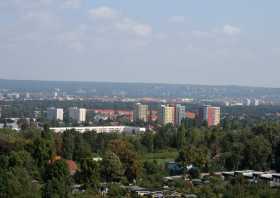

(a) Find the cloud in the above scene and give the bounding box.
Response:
[89,6,152,37]
[132,24,152,36]
[115,18,152,37]
[192,30,212,38]
[168,16,185,23]
[223,25,241,36]
[89,6,117,19]
[62,0,83,9]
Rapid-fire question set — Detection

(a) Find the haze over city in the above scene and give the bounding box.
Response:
[1,0,280,87]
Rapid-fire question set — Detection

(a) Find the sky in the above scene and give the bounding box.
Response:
[1,0,280,87]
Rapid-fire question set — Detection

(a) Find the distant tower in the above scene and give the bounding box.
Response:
[246,99,251,106]
[160,105,175,125]
[254,99,260,106]
[199,105,220,127]
[69,107,87,122]
[133,103,149,122]
[175,104,186,126]
[47,107,64,121]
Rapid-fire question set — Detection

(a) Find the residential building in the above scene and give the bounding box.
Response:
[69,107,87,122]
[50,126,146,133]
[186,111,196,119]
[254,99,260,106]
[199,105,220,127]
[160,105,175,125]
[47,107,64,121]
[93,109,133,121]
[133,103,149,122]
[175,104,186,125]
[246,98,251,106]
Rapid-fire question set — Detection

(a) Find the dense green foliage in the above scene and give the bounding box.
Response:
[1,118,280,197]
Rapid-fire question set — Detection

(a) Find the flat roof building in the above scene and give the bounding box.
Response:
[160,105,175,125]
[175,104,186,126]
[50,126,146,134]
[47,107,64,121]
[199,105,220,127]
[69,107,86,122]
[133,103,149,122]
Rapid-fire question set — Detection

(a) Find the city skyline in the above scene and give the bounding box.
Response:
[1,1,280,87]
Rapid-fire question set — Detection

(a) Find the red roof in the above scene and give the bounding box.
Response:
[186,111,196,119]
[66,160,78,175]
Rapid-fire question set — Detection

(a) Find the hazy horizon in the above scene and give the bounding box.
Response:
[2,78,280,89]
[1,1,280,87]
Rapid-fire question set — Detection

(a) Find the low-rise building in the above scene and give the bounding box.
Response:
[50,126,146,134]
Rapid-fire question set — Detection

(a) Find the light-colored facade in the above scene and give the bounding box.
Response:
[199,105,220,127]
[50,126,146,134]
[160,105,175,125]
[175,104,186,126]
[133,103,149,122]
[69,107,87,122]
[47,107,64,121]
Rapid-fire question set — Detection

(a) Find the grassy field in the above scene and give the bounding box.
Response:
[141,149,178,165]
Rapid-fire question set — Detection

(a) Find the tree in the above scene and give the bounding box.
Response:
[176,126,187,149]
[0,167,41,198]
[243,136,272,170]
[78,159,100,189]
[143,160,160,175]
[17,119,30,131]
[274,142,280,172]
[107,140,141,182]
[107,183,127,198]
[101,151,123,182]
[154,124,176,149]
[141,131,154,152]
[45,159,70,180]
[30,137,55,169]
[176,146,209,173]
[62,130,77,160]
[123,151,141,182]
[73,135,92,162]
[43,160,72,198]
[222,143,244,170]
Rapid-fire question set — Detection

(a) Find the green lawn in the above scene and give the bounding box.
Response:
[141,149,178,165]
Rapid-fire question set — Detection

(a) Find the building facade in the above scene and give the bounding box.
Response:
[47,107,64,121]
[50,126,146,134]
[175,104,186,126]
[133,103,149,122]
[69,107,87,122]
[199,105,220,127]
[160,105,175,125]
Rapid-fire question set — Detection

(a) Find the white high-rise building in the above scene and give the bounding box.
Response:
[47,107,64,121]
[246,99,251,106]
[69,107,87,122]
[254,99,260,106]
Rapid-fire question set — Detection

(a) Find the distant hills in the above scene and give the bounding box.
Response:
[0,79,280,99]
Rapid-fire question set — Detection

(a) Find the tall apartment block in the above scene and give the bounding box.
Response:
[175,104,186,126]
[133,103,149,122]
[199,105,221,127]
[69,107,87,122]
[160,105,175,125]
[47,107,64,121]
